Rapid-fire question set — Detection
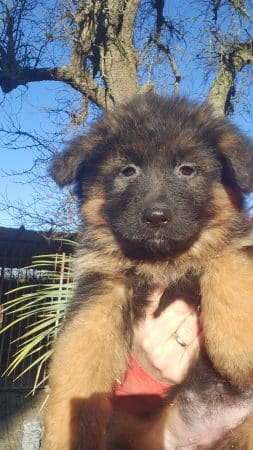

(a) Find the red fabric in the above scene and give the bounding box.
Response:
[111,355,173,415]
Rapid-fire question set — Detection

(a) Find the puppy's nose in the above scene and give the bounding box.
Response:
[142,206,171,226]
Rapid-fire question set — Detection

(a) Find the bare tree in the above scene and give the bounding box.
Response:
[0,0,185,111]
[1,0,252,112]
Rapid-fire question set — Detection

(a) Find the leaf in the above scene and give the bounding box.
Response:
[1,247,75,395]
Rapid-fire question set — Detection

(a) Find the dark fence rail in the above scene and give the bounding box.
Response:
[0,269,48,389]
[0,226,73,389]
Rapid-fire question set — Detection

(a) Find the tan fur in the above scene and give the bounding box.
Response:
[215,415,253,450]
[73,231,132,280]
[201,249,253,386]
[43,280,130,449]
[218,132,241,151]
[43,180,253,448]
[81,186,107,226]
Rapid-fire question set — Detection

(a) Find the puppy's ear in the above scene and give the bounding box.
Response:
[197,104,253,193]
[216,126,253,193]
[50,134,102,187]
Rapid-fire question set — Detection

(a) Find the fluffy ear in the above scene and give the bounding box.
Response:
[50,134,102,187]
[216,126,253,193]
[196,104,253,193]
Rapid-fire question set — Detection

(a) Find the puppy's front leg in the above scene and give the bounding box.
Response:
[43,279,130,450]
[201,249,253,386]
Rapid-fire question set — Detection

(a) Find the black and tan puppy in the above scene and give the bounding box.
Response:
[43,94,253,449]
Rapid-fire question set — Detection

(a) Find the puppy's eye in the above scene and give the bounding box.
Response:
[121,165,137,177]
[178,164,196,177]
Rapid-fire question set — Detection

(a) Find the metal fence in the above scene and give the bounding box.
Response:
[0,267,45,389]
[0,242,73,390]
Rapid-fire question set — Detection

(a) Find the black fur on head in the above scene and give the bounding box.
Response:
[50,93,253,258]
[51,94,253,193]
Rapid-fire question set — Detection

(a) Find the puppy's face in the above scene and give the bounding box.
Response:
[51,94,253,259]
[98,134,220,257]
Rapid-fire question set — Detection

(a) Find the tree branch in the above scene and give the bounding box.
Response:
[0,0,139,109]
[154,38,181,94]
[151,0,181,94]
[208,39,253,115]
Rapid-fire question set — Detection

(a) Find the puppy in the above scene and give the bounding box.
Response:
[43,93,253,449]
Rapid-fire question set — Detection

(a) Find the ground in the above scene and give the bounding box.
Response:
[0,390,46,450]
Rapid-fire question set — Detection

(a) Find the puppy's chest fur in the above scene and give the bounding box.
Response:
[74,217,253,324]
[127,242,212,320]
[131,268,201,321]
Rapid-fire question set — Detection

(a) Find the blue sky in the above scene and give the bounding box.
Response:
[1,1,253,228]
[0,81,80,227]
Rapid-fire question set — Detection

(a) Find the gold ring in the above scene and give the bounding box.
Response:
[174,334,187,347]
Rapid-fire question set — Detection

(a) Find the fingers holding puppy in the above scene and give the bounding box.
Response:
[133,289,203,384]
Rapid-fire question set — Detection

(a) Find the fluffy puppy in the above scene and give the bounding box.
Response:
[43,94,253,450]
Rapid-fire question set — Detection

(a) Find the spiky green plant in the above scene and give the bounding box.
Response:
[0,243,76,393]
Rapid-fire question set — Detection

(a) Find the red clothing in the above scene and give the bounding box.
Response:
[112,355,173,415]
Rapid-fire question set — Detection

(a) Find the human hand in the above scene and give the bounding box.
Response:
[133,288,203,384]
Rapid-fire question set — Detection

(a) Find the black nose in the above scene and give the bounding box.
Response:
[142,206,171,226]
